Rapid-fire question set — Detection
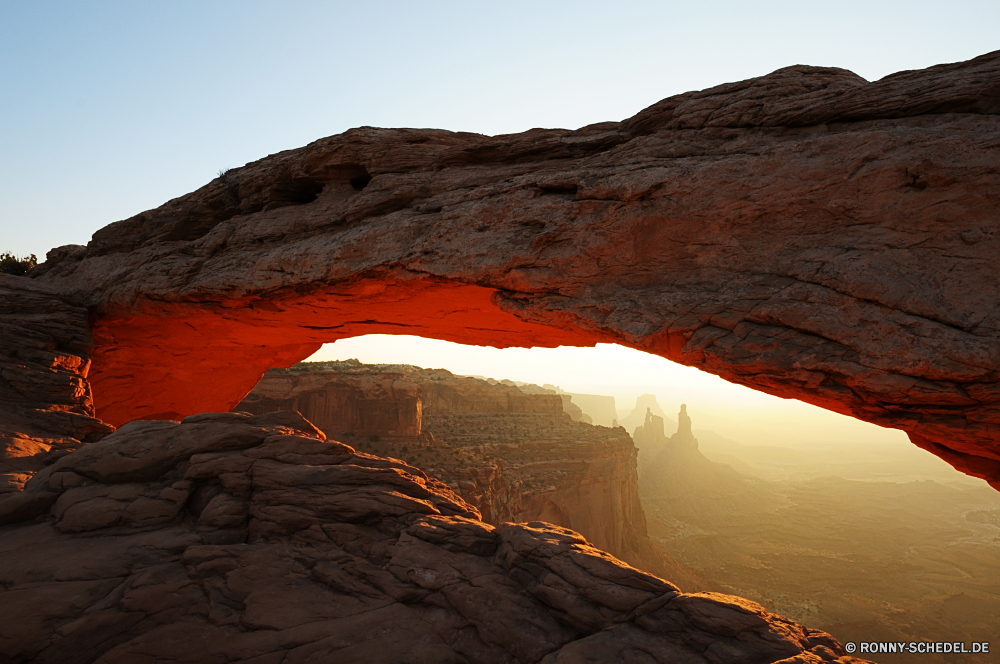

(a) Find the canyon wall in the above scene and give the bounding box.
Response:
[237,361,707,589]
[26,51,1000,487]
[236,366,422,437]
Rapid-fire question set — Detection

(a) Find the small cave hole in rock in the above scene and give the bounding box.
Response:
[236,334,1000,648]
[350,172,373,191]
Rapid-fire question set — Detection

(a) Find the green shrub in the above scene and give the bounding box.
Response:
[0,252,37,276]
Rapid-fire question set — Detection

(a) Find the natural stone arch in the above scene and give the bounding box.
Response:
[33,51,1000,487]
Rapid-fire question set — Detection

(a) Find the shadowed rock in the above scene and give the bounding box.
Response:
[0,275,114,494]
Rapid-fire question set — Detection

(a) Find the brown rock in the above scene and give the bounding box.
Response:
[28,52,1000,486]
[0,274,114,494]
[237,364,423,437]
[239,361,713,591]
[0,411,869,663]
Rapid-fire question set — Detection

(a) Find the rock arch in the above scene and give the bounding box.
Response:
[32,51,1000,487]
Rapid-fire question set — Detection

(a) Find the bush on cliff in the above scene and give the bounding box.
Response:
[0,252,37,276]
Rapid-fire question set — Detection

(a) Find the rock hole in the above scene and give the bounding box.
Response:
[269,177,325,207]
[350,172,373,191]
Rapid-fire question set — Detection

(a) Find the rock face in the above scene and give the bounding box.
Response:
[621,395,676,434]
[0,411,865,664]
[563,392,619,428]
[236,361,697,586]
[236,366,422,437]
[26,51,1000,488]
[0,275,114,494]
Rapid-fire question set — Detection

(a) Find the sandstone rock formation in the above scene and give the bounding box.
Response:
[0,275,113,495]
[235,361,707,588]
[635,405,781,524]
[26,51,1000,488]
[621,395,676,435]
[0,411,865,664]
[236,364,423,437]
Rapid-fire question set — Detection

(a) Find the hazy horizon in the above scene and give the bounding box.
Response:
[306,334,920,451]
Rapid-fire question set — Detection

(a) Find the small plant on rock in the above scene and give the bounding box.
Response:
[1,252,38,276]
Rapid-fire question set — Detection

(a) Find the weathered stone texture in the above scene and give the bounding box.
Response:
[0,275,114,494]
[239,362,713,590]
[0,411,866,664]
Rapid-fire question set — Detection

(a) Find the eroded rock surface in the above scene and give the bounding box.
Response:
[0,275,114,495]
[0,411,866,664]
[29,51,1000,486]
[236,361,701,588]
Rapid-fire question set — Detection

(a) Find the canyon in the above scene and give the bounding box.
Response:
[0,278,864,662]
[632,396,1000,663]
[236,360,707,590]
[3,50,999,662]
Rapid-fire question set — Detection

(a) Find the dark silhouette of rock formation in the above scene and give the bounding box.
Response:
[24,52,1000,488]
[637,405,782,524]
[622,395,676,435]
[674,404,697,450]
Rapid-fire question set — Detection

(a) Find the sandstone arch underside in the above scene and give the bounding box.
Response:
[34,51,1000,487]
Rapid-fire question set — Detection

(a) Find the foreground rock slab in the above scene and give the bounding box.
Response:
[0,412,866,664]
[31,51,1000,487]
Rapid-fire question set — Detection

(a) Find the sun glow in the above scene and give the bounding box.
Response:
[306,335,909,449]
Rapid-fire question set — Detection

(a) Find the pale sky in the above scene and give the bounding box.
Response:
[3,1,999,257]
[3,2,992,453]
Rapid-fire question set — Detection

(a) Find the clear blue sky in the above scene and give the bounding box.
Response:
[2,1,997,258]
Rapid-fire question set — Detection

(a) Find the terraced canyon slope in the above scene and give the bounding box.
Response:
[28,50,1000,488]
[236,360,707,590]
[634,399,1000,663]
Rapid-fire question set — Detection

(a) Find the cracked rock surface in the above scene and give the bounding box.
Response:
[0,411,867,664]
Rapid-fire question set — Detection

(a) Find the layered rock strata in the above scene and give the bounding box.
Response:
[0,411,866,664]
[26,51,1000,487]
[0,275,114,494]
[238,362,707,589]
[236,366,422,437]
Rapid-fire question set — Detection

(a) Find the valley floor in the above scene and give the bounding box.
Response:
[642,441,1000,664]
